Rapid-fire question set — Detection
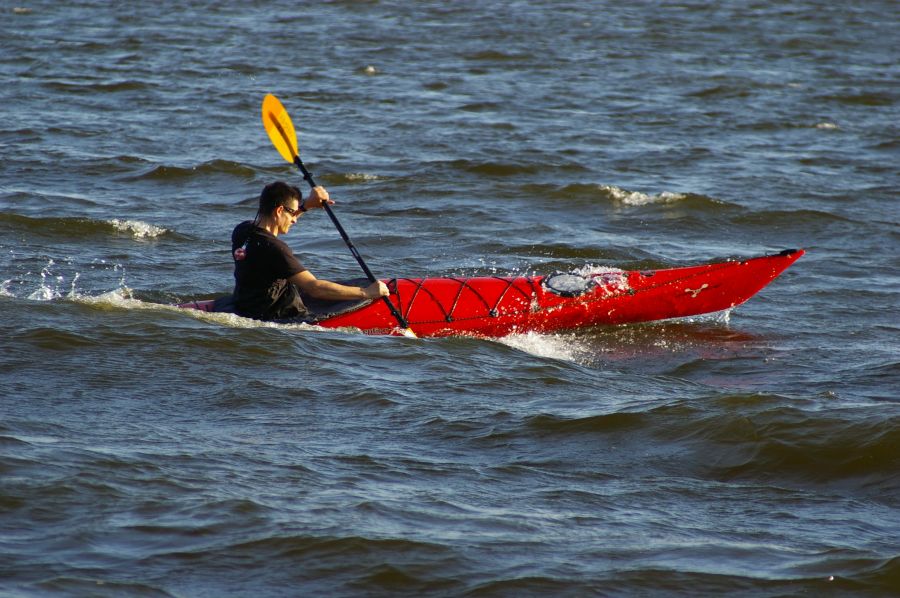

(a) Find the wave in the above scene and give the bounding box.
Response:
[458,101,503,113]
[452,159,540,177]
[537,184,872,236]
[123,159,257,181]
[731,208,856,228]
[598,184,691,206]
[525,411,646,434]
[44,154,154,177]
[9,327,102,350]
[701,406,900,486]
[470,390,899,492]
[330,172,387,184]
[687,84,754,99]
[463,50,535,62]
[478,242,634,264]
[43,79,151,94]
[735,120,841,131]
[817,92,895,107]
[852,555,900,594]
[31,578,176,597]
[115,532,459,595]
[539,184,865,234]
[425,158,588,178]
[533,183,728,210]
[0,213,171,241]
[467,576,596,595]
[589,395,900,493]
[0,127,42,143]
[872,138,899,151]
[107,219,169,239]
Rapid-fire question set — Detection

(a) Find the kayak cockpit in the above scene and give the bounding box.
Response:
[178,278,374,324]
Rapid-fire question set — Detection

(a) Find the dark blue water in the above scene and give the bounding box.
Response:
[2,1,898,595]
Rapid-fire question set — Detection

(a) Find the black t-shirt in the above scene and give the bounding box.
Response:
[231,221,307,320]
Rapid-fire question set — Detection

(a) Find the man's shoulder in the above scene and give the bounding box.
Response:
[232,220,264,248]
[232,220,256,237]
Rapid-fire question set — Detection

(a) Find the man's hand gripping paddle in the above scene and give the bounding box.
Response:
[261,94,416,338]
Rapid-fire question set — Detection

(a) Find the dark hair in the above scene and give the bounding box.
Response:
[256,181,302,220]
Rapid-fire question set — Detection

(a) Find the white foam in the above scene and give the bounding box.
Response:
[76,287,139,308]
[674,308,732,325]
[27,286,58,301]
[344,172,382,182]
[108,219,167,239]
[76,290,334,334]
[497,331,584,363]
[185,308,327,333]
[0,280,16,297]
[601,184,686,206]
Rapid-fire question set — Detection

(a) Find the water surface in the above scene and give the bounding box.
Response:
[2,1,898,595]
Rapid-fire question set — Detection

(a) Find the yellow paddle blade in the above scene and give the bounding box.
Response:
[261,94,299,163]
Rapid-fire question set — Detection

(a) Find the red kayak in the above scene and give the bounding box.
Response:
[178,249,803,337]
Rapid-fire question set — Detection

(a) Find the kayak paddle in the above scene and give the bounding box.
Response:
[261,93,416,338]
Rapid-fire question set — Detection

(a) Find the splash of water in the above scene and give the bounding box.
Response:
[497,331,590,364]
[27,260,65,301]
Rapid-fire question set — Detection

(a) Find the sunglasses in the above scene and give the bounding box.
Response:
[281,204,305,217]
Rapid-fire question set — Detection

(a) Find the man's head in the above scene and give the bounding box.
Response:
[259,181,302,216]
[257,181,304,235]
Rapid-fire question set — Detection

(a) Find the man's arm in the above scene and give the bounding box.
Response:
[290,270,388,301]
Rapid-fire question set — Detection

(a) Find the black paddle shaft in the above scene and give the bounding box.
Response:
[293,157,411,330]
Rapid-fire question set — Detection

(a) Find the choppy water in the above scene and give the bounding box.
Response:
[2,1,898,595]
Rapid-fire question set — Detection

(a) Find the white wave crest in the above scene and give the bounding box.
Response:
[344,172,382,182]
[108,219,167,239]
[601,185,686,206]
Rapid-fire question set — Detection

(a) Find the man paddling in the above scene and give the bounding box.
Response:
[230,181,389,320]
